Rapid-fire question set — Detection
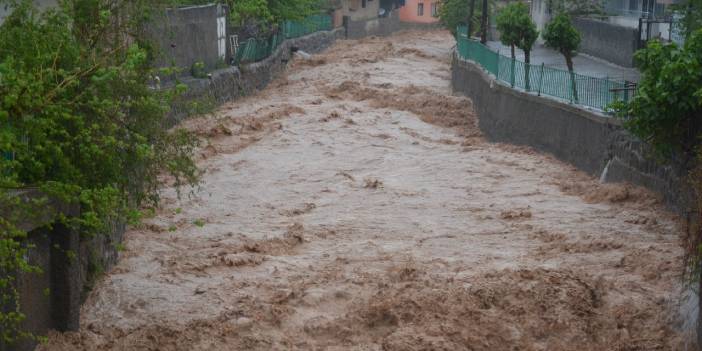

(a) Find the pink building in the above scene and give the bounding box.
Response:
[399,0,440,23]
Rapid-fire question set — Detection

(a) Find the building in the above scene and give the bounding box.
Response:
[604,0,670,25]
[399,0,441,23]
[529,0,681,67]
[338,0,382,21]
[531,0,679,31]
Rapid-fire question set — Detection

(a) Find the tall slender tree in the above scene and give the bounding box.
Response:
[543,13,581,102]
[496,2,538,90]
[480,0,488,43]
[674,0,702,39]
[468,0,476,37]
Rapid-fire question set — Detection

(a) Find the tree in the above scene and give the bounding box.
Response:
[496,2,538,90]
[613,29,702,156]
[673,0,702,40]
[195,0,324,36]
[467,0,476,37]
[0,0,199,343]
[543,13,581,102]
[438,0,487,36]
[480,0,488,44]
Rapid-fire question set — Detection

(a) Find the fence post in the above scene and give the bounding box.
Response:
[510,57,515,88]
[537,63,544,96]
[569,71,575,104]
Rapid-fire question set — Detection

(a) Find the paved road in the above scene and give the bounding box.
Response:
[486,41,641,82]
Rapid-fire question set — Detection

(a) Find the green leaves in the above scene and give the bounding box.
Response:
[439,0,489,37]
[495,2,538,55]
[218,0,324,29]
[615,29,702,156]
[543,13,580,58]
[673,0,702,40]
[0,0,200,344]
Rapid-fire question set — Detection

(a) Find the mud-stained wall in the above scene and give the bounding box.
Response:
[1,194,123,351]
[450,54,691,214]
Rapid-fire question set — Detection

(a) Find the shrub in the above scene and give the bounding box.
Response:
[0,0,199,343]
[614,29,702,156]
[543,13,581,101]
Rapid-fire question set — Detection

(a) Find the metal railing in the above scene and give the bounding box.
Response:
[233,33,284,65]
[282,14,333,39]
[233,14,333,65]
[455,26,634,112]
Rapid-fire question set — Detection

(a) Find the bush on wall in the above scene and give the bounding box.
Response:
[0,0,199,343]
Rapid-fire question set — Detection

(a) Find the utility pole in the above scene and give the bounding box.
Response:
[468,0,476,38]
[480,0,488,44]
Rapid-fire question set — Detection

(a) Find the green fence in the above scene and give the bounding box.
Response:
[282,14,333,39]
[233,14,333,65]
[233,33,284,65]
[455,27,633,111]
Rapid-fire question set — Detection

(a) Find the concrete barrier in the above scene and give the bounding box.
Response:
[573,17,639,68]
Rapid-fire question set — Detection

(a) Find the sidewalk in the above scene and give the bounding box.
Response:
[485,41,641,83]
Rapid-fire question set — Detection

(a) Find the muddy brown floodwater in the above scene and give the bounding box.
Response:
[42,30,688,350]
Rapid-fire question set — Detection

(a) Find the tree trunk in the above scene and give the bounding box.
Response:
[468,0,476,37]
[525,50,531,91]
[480,0,488,44]
[565,54,579,103]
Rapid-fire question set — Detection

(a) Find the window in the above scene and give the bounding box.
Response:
[362,0,367,8]
[431,2,438,17]
[417,3,424,16]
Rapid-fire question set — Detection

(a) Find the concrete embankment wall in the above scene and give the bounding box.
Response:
[450,54,691,214]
